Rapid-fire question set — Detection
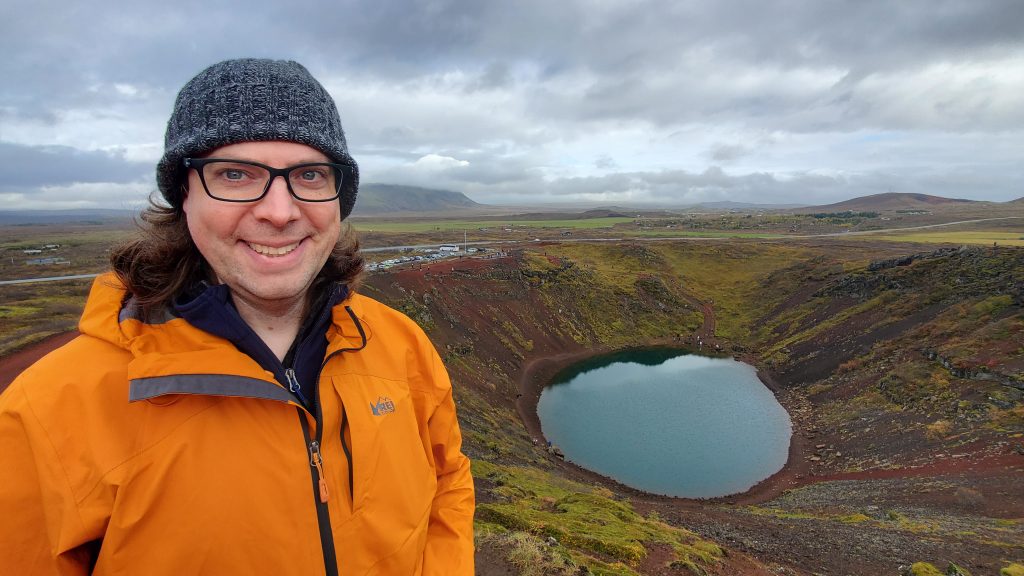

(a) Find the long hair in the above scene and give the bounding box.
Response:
[110,199,364,318]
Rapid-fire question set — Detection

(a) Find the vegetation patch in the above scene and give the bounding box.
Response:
[475,530,581,576]
[353,216,635,233]
[1003,563,1024,576]
[473,460,723,572]
[906,562,943,576]
[865,231,1024,247]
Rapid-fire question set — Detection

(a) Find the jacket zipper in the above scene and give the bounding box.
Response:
[298,412,339,576]
[299,304,369,576]
[310,440,329,503]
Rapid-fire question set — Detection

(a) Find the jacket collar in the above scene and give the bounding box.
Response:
[78,274,370,401]
[328,296,372,354]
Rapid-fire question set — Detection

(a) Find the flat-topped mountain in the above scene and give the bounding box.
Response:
[352,184,483,215]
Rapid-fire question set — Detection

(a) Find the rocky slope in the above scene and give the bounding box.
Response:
[362,240,1023,575]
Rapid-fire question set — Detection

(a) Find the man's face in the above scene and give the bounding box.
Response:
[182,141,342,310]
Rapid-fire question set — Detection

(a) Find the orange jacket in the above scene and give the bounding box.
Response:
[0,274,474,575]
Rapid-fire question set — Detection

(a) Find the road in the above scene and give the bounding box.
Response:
[0,273,101,286]
[3,216,1019,285]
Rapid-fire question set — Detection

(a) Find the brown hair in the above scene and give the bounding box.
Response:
[110,199,364,318]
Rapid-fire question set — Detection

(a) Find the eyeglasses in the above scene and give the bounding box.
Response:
[184,158,348,202]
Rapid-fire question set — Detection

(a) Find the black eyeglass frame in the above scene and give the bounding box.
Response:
[183,157,349,203]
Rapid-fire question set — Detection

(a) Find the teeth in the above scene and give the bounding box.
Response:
[248,241,299,256]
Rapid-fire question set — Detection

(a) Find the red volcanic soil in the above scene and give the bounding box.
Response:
[5,255,1022,575]
[0,331,78,393]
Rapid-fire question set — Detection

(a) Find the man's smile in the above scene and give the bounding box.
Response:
[246,240,301,257]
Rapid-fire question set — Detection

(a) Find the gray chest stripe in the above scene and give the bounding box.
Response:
[129,374,294,403]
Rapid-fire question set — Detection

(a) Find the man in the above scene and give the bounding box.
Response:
[0,58,475,575]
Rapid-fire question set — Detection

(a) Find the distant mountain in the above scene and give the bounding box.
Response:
[352,184,483,215]
[799,192,979,213]
[0,209,137,225]
[686,201,806,211]
[489,208,631,221]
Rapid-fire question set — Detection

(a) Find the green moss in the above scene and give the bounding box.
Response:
[0,305,42,318]
[472,461,722,569]
[500,320,534,352]
[838,513,872,524]
[908,562,943,576]
[806,382,834,396]
[744,506,818,521]
[396,297,434,331]
[945,563,972,576]
[1002,564,1024,576]
[763,292,896,363]
[970,294,1014,319]
[477,531,579,576]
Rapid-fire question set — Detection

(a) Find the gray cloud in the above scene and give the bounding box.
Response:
[0,141,151,190]
[707,144,754,164]
[1,0,1022,208]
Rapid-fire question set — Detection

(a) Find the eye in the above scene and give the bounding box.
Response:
[209,163,261,183]
[299,168,327,181]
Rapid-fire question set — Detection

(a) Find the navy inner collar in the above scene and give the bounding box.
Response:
[172,282,349,408]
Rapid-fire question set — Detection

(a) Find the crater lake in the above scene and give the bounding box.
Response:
[537,350,792,498]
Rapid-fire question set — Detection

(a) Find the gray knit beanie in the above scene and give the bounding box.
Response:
[156,58,359,219]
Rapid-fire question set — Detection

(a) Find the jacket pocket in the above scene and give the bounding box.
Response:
[331,374,435,521]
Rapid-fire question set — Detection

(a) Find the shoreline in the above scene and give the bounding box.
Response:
[515,343,809,506]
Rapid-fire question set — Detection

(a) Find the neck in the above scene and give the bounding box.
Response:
[232,293,308,361]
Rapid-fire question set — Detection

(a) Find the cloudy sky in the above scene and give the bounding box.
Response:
[1,0,1022,210]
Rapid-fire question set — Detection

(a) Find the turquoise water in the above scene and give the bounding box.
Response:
[537,351,792,498]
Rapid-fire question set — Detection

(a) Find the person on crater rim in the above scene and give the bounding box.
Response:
[0,58,475,575]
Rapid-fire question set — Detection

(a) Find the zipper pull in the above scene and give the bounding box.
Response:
[285,368,300,393]
[284,368,311,408]
[309,441,330,503]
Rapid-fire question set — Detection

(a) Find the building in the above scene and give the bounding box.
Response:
[27,257,70,266]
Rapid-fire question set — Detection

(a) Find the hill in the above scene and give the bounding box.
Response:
[0,209,137,225]
[352,184,484,215]
[686,200,807,212]
[800,192,978,213]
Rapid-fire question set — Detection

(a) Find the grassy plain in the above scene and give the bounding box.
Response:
[351,216,634,233]
[862,230,1024,246]
[0,223,133,279]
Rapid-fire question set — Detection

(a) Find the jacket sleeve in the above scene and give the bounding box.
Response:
[421,353,475,576]
[0,382,95,575]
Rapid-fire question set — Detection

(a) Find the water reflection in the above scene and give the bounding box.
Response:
[538,352,791,498]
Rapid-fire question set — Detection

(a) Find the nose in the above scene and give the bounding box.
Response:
[251,175,301,227]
